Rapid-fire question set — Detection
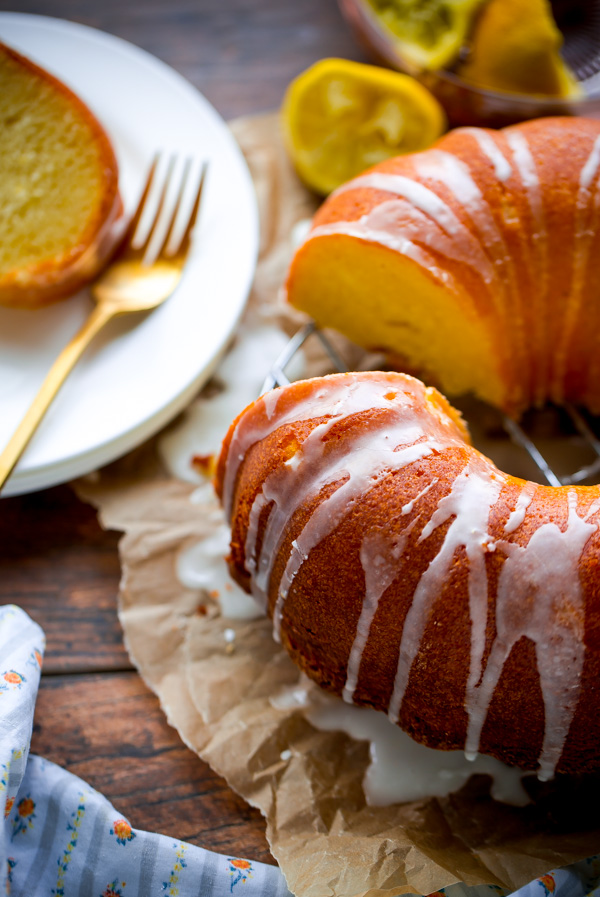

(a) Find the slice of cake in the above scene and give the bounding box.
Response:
[0,43,121,308]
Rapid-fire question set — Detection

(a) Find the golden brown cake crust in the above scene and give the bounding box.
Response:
[216,372,600,777]
[0,43,121,308]
[285,117,600,417]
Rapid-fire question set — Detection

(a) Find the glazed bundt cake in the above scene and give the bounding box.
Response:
[0,43,121,308]
[285,117,600,418]
[215,371,600,779]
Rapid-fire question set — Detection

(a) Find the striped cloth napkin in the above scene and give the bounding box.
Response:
[0,605,291,897]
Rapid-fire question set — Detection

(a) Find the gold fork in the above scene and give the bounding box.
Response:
[0,155,207,493]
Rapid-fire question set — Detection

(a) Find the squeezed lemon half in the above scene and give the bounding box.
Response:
[366,0,485,72]
[282,58,446,195]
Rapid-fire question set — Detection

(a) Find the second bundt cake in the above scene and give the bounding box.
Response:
[285,117,600,418]
[215,371,600,779]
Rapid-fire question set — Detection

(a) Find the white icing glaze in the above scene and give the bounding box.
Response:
[412,149,524,377]
[343,524,414,703]
[226,371,600,777]
[310,697,532,807]
[275,678,532,806]
[505,132,539,194]
[291,217,313,248]
[504,481,536,534]
[177,519,263,620]
[234,379,460,640]
[388,457,504,724]
[413,149,508,264]
[225,376,447,519]
[504,132,545,274]
[465,492,600,780]
[334,173,464,234]
[401,477,438,515]
[306,219,445,276]
[262,387,281,421]
[343,478,439,703]
[271,432,440,641]
[504,130,547,404]
[464,128,512,182]
[414,150,482,207]
[335,184,503,291]
[580,135,600,190]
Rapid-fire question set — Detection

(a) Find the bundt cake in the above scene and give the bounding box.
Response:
[0,43,121,308]
[285,117,600,418]
[215,371,600,779]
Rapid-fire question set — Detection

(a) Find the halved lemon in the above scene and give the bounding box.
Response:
[282,58,446,195]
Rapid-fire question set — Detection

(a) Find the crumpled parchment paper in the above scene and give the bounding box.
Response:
[76,112,600,897]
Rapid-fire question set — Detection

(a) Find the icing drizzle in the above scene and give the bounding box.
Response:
[236,378,457,638]
[463,128,512,182]
[466,491,600,779]
[388,457,504,723]
[223,374,600,779]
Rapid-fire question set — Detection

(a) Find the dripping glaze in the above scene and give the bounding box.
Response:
[218,372,600,780]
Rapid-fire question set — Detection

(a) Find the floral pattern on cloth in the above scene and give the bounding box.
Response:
[0,607,43,867]
[228,857,254,891]
[53,792,87,896]
[163,841,188,895]
[110,819,136,847]
[101,880,126,897]
[0,603,599,897]
[429,870,600,897]
[10,797,35,838]
[0,606,291,897]
[0,673,26,693]
[538,875,557,896]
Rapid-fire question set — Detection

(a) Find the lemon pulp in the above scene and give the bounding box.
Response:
[282,58,446,195]
[365,0,485,71]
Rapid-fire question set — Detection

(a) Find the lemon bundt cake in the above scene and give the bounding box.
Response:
[216,371,600,779]
[285,117,600,418]
[0,43,121,308]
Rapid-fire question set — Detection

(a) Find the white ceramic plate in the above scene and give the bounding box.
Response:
[0,14,259,497]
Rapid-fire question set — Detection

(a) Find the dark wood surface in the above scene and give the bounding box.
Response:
[0,0,367,866]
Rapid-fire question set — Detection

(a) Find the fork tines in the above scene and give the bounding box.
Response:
[126,154,207,263]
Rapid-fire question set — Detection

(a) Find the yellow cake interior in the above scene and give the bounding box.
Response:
[287,234,507,409]
[0,49,107,280]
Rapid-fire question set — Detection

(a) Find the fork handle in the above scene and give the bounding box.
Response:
[0,303,115,493]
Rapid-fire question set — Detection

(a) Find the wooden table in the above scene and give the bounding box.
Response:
[0,0,367,866]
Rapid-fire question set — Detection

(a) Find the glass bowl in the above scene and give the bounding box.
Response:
[338,0,600,128]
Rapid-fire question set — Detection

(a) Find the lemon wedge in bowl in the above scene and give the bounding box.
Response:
[364,0,485,71]
[458,0,582,98]
[281,58,446,195]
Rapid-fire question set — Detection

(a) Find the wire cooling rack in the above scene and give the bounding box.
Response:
[261,322,600,489]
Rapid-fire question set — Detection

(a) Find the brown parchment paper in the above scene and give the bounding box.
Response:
[76,113,600,897]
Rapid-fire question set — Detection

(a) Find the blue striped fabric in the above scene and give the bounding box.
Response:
[0,606,291,897]
[0,604,598,897]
